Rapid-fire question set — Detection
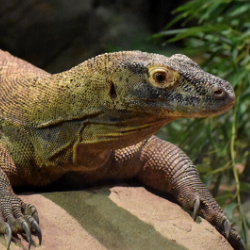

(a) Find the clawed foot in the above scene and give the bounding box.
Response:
[177,188,246,250]
[192,197,245,250]
[0,192,42,249]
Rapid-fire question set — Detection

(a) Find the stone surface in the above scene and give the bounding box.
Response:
[0,186,233,250]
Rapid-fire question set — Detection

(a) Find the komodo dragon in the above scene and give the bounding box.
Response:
[0,49,245,250]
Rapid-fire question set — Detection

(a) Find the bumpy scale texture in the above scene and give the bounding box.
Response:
[0,49,245,250]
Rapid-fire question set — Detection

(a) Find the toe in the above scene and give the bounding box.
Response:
[0,192,42,248]
[22,203,39,223]
[21,220,31,249]
[5,224,11,250]
[25,215,42,245]
[192,198,200,221]
[222,219,231,239]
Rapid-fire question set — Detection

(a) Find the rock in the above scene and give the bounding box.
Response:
[0,186,233,250]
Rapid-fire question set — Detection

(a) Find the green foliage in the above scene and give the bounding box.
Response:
[155,0,250,246]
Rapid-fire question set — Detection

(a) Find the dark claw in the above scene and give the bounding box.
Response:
[238,238,246,250]
[192,198,200,221]
[22,221,31,249]
[5,224,11,250]
[31,220,42,245]
[33,211,39,224]
[222,219,231,239]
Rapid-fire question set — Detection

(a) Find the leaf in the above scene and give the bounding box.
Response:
[151,29,187,39]
[240,182,250,193]
[227,70,248,87]
[241,213,250,247]
[240,28,250,39]
[198,1,228,23]
[229,3,250,17]
[215,192,234,205]
[155,2,250,245]
[224,203,238,221]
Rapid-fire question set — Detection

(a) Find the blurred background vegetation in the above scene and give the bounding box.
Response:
[0,0,250,248]
[154,0,250,247]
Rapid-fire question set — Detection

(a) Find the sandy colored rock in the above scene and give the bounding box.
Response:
[0,186,233,250]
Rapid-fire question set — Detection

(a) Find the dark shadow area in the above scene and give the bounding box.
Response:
[0,0,185,73]
[42,186,189,250]
[12,176,196,249]
[15,173,179,206]
[13,174,192,250]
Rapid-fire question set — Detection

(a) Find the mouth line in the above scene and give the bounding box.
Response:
[185,102,235,117]
[216,101,235,114]
[126,97,235,111]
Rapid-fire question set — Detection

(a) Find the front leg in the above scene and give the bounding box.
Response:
[0,143,41,249]
[106,136,245,250]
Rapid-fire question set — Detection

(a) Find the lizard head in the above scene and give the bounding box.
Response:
[31,51,235,148]
[110,52,235,119]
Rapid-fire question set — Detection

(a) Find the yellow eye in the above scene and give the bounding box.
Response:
[153,71,167,84]
[148,66,179,88]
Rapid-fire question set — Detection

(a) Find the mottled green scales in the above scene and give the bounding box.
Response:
[0,49,245,250]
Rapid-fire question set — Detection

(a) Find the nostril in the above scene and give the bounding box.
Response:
[214,89,223,95]
[213,88,225,98]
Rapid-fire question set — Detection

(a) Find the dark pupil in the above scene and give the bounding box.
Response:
[156,73,165,83]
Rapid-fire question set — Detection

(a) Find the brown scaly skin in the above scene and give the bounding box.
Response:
[0,49,245,250]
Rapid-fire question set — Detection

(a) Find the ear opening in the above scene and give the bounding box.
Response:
[109,81,117,99]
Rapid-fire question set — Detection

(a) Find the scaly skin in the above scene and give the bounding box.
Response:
[0,49,245,250]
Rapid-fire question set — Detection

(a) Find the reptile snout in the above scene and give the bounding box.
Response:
[212,84,236,111]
